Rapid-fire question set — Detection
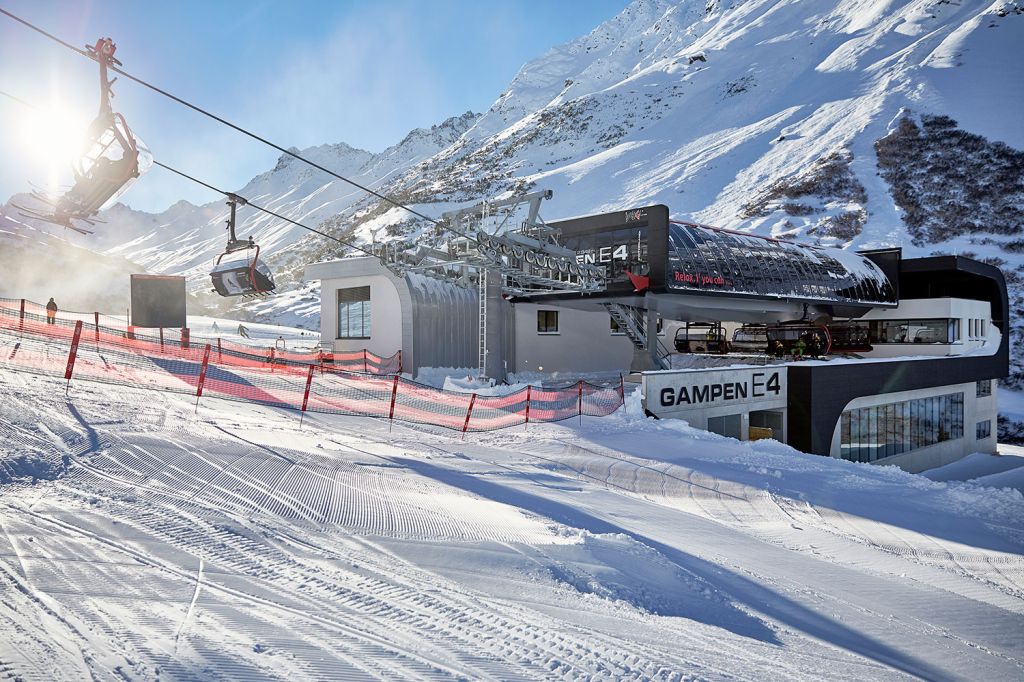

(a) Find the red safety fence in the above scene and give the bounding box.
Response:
[0,301,623,433]
[0,297,401,375]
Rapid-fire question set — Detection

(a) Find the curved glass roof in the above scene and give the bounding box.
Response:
[666,222,897,306]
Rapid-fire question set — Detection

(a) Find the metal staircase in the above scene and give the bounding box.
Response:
[604,302,672,370]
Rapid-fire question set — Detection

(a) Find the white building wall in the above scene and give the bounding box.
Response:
[858,297,995,358]
[828,380,999,473]
[513,303,684,374]
[319,273,404,358]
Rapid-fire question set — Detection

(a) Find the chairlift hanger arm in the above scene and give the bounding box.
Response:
[2,87,376,259]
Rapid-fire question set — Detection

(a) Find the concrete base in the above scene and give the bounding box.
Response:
[630,348,662,372]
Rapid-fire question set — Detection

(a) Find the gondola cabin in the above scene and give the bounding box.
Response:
[210,256,276,297]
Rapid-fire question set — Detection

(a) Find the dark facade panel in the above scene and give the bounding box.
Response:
[130,274,185,328]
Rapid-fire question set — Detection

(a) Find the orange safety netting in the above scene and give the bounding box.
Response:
[0,297,401,375]
[0,298,623,433]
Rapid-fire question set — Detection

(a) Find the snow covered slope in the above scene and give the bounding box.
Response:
[1,361,1023,679]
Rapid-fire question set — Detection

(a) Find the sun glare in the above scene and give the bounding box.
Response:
[17,101,89,194]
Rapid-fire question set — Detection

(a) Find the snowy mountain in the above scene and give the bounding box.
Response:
[3,2,1022,377]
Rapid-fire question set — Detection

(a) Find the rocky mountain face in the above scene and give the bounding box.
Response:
[3,0,1022,427]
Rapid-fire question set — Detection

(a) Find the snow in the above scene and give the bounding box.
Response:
[924,451,1024,483]
[1,354,1023,678]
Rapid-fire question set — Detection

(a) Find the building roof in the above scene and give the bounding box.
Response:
[666,222,897,306]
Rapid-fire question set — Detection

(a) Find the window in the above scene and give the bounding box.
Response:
[976,420,992,440]
[611,314,662,335]
[977,379,992,397]
[337,286,371,339]
[537,310,559,334]
[839,392,964,462]
[868,319,953,344]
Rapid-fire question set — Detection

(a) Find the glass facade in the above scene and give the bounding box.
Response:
[840,318,959,344]
[666,222,897,305]
[840,392,964,462]
[337,286,371,339]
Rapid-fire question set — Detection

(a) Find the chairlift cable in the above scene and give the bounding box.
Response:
[151,160,379,257]
[0,88,378,258]
[0,7,444,229]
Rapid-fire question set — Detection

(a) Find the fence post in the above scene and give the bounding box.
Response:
[299,364,315,427]
[363,349,368,373]
[388,374,400,431]
[577,380,584,424]
[462,393,478,439]
[194,343,212,413]
[159,327,164,352]
[217,337,223,364]
[181,328,190,350]
[524,385,532,429]
[94,312,100,350]
[18,298,25,333]
[64,321,83,395]
[397,350,403,374]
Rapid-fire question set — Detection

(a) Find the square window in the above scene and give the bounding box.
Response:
[976,420,991,440]
[537,310,559,334]
[977,379,992,397]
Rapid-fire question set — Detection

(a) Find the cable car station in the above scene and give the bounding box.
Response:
[308,203,1008,473]
[0,25,1008,476]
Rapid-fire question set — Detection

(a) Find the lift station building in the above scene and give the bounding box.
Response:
[306,205,1008,473]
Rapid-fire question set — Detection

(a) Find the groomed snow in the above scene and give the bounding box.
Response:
[1,362,1022,680]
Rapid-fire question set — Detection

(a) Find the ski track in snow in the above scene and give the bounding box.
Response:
[0,368,1021,679]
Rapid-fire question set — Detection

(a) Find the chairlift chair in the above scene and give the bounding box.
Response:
[209,195,276,297]
[15,37,151,231]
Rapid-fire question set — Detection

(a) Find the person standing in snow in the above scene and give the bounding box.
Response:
[45,297,58,325]
[211,320,219,333]
[237,323,250,338]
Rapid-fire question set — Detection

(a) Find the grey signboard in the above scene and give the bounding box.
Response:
[642,366,788,420]
[130,274,186,328]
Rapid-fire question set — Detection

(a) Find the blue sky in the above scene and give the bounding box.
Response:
[0,0,627,212]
